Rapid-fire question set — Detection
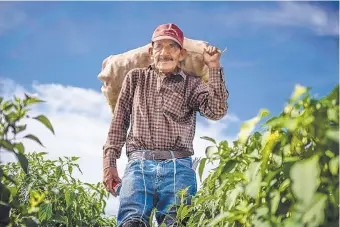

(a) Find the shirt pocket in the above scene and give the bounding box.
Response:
[162,91,185,119]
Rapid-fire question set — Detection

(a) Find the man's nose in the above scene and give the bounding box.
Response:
[160,46,171,55]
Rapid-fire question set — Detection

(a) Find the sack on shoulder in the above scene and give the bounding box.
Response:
[98,37,223,113]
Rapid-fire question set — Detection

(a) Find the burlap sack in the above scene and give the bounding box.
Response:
[98,37,224,113]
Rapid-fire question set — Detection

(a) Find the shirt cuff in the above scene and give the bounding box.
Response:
[103,148,117,169]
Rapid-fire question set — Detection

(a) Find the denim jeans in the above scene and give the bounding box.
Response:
[117,153,197,227]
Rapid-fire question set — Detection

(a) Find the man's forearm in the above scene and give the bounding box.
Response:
[192,67,229,120]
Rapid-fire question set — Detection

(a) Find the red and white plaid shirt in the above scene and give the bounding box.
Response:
[103,65,229,168]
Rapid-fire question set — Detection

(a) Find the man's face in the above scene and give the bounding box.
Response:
[149,39,186,74]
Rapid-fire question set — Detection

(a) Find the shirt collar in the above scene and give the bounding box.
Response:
[178,69,187,80]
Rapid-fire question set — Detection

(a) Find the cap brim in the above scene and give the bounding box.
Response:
[152,36,182,47]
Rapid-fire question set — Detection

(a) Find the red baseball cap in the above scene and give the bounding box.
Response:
[151,23,184,47]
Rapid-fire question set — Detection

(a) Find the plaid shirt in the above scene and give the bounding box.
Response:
[103,66,229,169]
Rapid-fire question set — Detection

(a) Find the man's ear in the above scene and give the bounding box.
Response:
[179,48,187,61]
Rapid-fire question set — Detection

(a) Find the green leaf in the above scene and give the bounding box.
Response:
[259,108,270,118]
[14,142,24,154]
[283,217,301,227]
[33,115,55,134]
[15,124,27,134]
[68,166,73,175]
[200,136,216,145]
[253,220,271,227]
[2,172,16,184]
[180,205,190,221]
[74,164,83,175]
[2,103,14,111]
[245,174,261,199]
[14,96,21,104]
[205,146,218,159]
[55,166,62,180]
[329,156,339,176]
[325,150,334,158]
[253,207,270,227]
[198,158,207,182]
[238,109,269,144]
[195,195,217,205]
[0,139,14,152]
[326,129,339,143]
[270,190,280,214]
[24,94,45,106]
[225,184,243,210]
[39,203,52,221]
[219,140,229,149]
[245,162,262,198]
[15,152,29,174]
[149,208,157,227]
[71,157,80,161]
[221,160,237,174]
[301,193,327,227]
[24,134,44,147]
[327,108,338,122]
[65,191,75,208]
[207,212,230,227]
[7,111,18,122]
[290,84,308,101]
[290,155,320,207]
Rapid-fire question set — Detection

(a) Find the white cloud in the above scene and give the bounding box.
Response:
[1,78,239,217]
[0,3,27,36]
[225,2,338,36]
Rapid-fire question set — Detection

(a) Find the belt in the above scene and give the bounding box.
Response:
[128,150,192,161]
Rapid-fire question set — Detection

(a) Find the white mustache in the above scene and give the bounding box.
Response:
[158,57,173,61]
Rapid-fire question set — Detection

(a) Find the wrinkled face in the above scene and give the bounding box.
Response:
[149,39,186,74]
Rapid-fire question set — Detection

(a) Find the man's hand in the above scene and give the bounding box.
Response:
[203,45,221,68]
[103,167,122,197]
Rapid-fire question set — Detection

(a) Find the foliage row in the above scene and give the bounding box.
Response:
[0,95,116,226]
[173,84,339,227]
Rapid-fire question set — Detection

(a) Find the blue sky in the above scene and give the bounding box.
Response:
[0,1,338,216]
[1,2,338,130]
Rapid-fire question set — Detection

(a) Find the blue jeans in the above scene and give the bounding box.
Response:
[117,154,197,227]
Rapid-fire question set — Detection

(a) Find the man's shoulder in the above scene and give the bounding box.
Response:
[127,67,148,75]
[126,67,150,80]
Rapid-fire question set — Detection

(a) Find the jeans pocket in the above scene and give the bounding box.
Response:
[124,159,139,174]
[176,157,193,170]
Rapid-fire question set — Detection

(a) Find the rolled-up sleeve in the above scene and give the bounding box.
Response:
[190,67,229,120]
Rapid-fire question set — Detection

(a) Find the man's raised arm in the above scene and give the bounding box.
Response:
[190,46,229,120]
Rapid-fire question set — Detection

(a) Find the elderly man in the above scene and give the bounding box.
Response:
[103,23,229,227]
